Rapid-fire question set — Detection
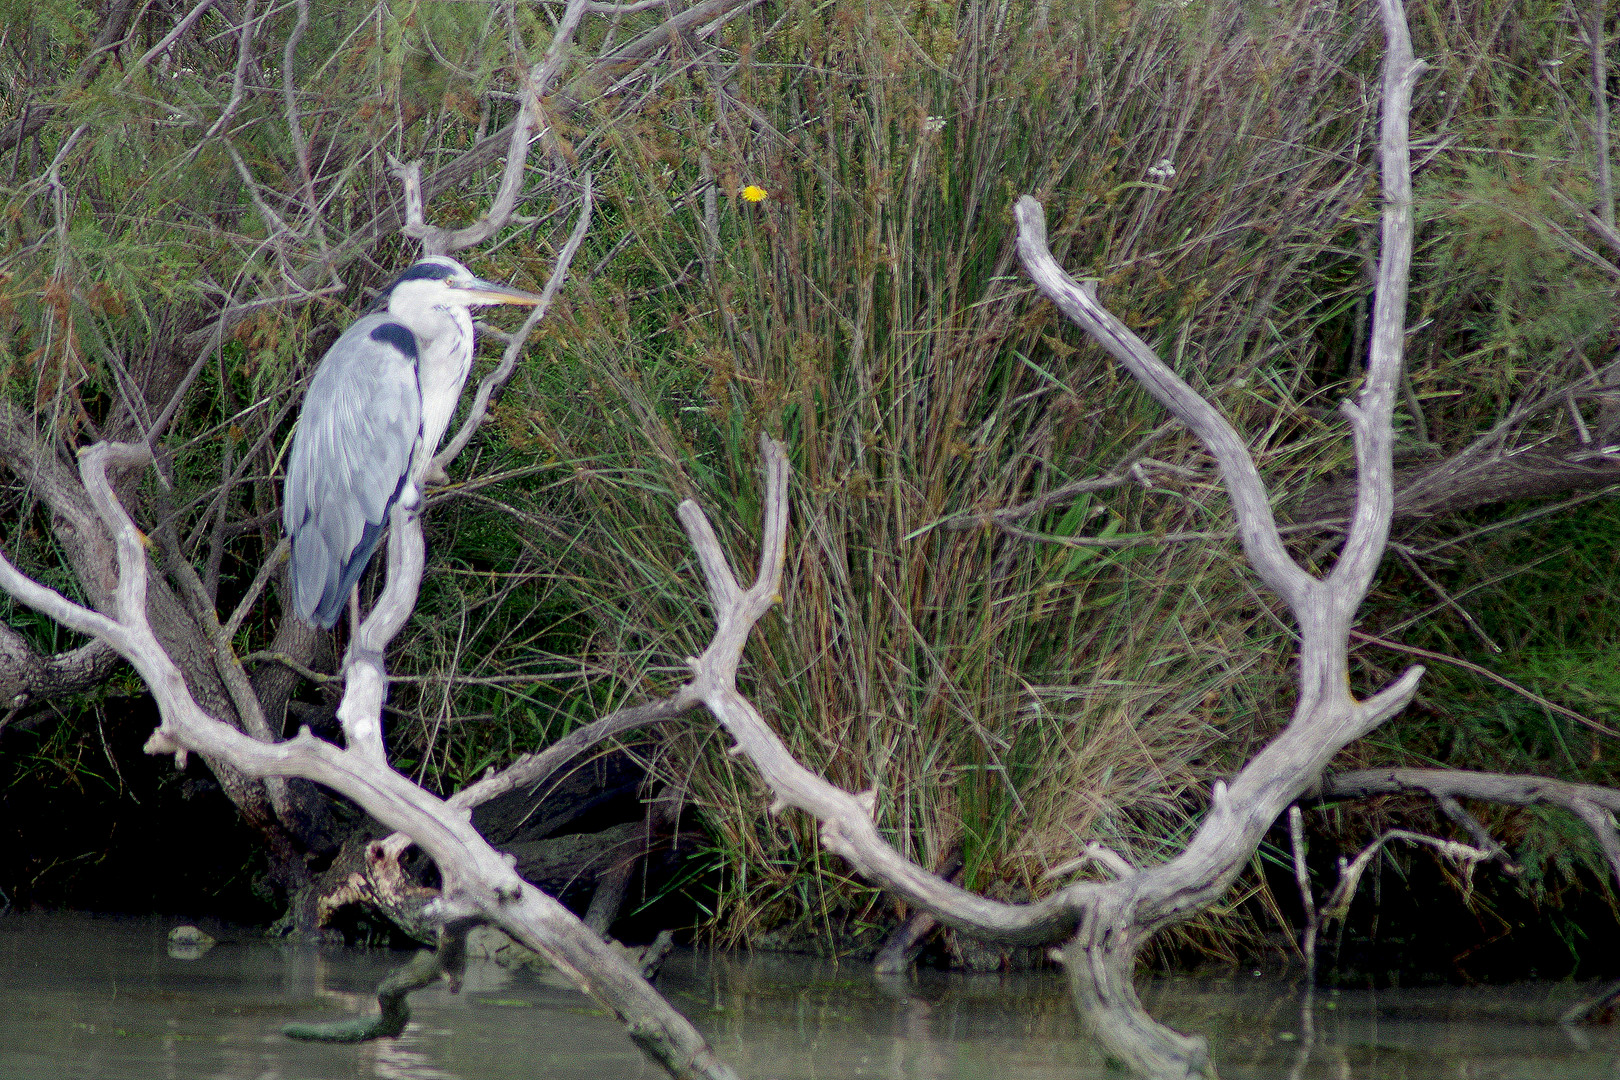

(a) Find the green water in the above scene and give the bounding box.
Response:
[0,913,1615,1078]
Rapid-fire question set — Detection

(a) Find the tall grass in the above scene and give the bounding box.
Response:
[429,0,1419,953]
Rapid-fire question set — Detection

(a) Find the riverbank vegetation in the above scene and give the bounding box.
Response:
[0,0,1617,979]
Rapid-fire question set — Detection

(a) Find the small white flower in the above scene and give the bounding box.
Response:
[923,115,946,134]
[1146,158,1176,181]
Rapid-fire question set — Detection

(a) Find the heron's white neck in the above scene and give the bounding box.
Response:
[389,298,476,472]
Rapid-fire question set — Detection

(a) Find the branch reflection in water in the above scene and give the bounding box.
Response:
[1,914,1617,1079]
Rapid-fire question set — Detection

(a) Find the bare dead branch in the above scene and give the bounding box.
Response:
[126,0,218,79]
[0,438,740,1080]
[1287,806,1319,977]
[280,0,325,244]
[1435,794,1519,873]
[636,25,1433,1080]
[403,0,583,257]
[435,173,595,469]
[1580,0,1613,230]
[1320,767,1620,892]
[1318,828,1488,923]
[1013,198,1316,613]
[199,0,257,144]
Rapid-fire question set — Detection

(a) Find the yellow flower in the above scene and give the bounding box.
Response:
[741,185,768,202]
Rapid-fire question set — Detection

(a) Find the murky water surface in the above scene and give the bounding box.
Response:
[1,913,1617,1078]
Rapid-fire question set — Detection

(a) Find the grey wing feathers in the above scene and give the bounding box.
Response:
[284,314,422,627]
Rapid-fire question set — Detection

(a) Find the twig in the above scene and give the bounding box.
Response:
[123,0,217,80]
[1288,805,1318,978]
[1318,828,1487,923]
[198,0,256,144]
[1435,794,1519,873]
[1394,549,1500,654]
[1349,629,1616,737]
[1582,0,1613,230]
[241,648,338,685]
[280,0,325,246]
[435,174,594,468]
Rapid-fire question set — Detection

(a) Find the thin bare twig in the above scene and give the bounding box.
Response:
[1350,629,1617,737]
[435,174,594,468]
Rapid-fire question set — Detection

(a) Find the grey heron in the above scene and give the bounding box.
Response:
[283,256,543,628]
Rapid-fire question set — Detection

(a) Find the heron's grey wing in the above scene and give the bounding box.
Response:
[284,314,422,627]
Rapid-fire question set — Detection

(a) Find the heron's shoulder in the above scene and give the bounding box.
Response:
[338,312,421,357]
[310,314,422,385]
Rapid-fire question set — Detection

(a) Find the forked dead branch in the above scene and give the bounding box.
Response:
[664,0,1429,1073]
[0,435,747,1080]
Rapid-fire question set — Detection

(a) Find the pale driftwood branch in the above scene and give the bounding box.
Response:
[334,503,426,766]
[679,441,1096,943]
[1307,763,1620,1030]
[0,441,739,1080]
[1288,806,1319,977]
[1331,0,1426,608]
[404,0,586,258]
[1011,199,1315,613]
[1319,768,1620,891]
[1435,794,1519,872]
[1318,828,1488,922]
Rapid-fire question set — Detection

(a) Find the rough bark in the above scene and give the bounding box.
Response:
[1290,435,1620,525]
[0,624,119,720]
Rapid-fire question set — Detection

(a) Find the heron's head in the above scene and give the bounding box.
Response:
[382,256,544,313]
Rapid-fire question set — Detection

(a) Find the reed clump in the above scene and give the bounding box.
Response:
[453,0,1408,954]
[441,0,1620,954]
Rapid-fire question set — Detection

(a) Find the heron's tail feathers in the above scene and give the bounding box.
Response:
[291,517,388,629]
